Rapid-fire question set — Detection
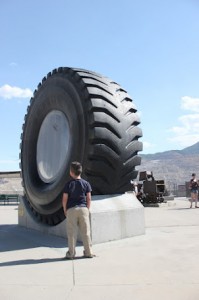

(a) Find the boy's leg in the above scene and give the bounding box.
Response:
[78,207,93,257]
[66,208,78,257]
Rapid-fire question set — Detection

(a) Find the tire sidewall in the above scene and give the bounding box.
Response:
[21,75,87,213]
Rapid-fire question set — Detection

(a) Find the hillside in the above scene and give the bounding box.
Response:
[137,142,199,186]
[1,142,199,194]
[0,172,23,194]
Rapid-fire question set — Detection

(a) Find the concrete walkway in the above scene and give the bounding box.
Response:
[0,198,199,300]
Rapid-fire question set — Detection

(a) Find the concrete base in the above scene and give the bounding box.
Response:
[18,193,145,244]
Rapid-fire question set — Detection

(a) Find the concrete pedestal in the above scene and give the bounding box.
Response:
[18,193,145,244]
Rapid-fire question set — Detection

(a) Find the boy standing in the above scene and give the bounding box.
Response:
[62,161,94,259]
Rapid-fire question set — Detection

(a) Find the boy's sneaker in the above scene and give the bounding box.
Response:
[83,250,96,258]
[65,251,75,259]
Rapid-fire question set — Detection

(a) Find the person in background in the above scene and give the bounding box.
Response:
[189,173,199,208]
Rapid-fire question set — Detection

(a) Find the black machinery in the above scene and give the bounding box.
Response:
[132,171,165,205]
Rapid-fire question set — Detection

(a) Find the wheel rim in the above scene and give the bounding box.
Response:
[36,110,70,183]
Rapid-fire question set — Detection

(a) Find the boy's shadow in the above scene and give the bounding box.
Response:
[0,255,88,267]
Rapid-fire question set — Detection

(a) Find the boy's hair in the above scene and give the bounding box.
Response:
[70,161,82,176]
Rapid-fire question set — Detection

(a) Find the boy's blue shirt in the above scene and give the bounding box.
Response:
[63,178,92,209]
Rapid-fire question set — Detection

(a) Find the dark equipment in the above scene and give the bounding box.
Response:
[136,171,165,205]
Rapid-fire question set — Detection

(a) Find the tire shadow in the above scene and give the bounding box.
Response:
[0,224,68,252]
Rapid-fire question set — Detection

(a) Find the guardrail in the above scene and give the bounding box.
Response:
[0,194,19,205]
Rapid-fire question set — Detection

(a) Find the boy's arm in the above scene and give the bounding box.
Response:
[62,193,68,216]
[86,192,91,210]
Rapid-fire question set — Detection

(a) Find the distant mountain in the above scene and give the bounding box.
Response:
[137,142,199,187]
[141,141,199,160]
[180,142,199,155]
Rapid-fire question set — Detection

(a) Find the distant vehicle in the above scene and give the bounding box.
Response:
[132,171,165,205]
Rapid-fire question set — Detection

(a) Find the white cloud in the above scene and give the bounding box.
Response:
[168,96,199,147]
[0,84,32,99]
[181,96,199,112]
[168,134,199,148]
[179,114,199,131]
[142,141,156,150]
[142,141,156,152]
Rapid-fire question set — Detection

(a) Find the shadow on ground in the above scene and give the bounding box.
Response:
[0,257,65,267]
[0,253,90,267]
[0,224,67,252]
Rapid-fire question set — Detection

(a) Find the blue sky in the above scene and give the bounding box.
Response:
[0,0,199,171]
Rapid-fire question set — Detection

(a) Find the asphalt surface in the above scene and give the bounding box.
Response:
[0,198,199,300]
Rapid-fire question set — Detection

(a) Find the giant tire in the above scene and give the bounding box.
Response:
[20,67,143,225]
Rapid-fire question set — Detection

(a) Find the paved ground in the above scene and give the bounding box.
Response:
[0,198,199,300]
